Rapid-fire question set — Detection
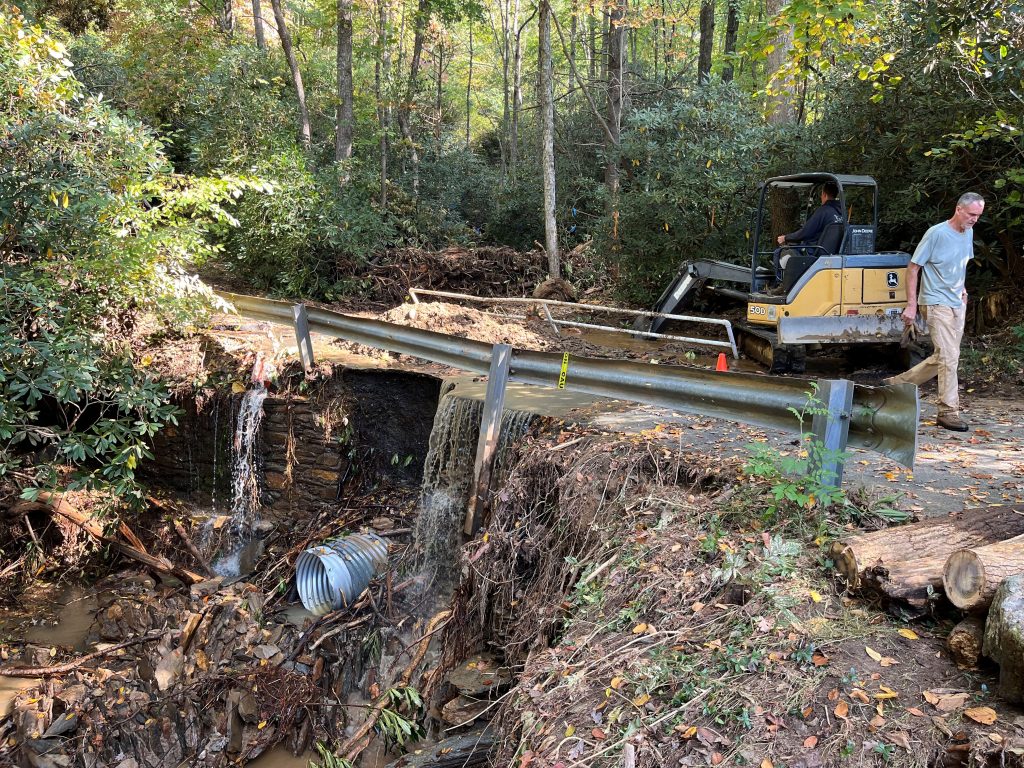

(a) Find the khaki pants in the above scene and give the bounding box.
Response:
[891,304,966,417]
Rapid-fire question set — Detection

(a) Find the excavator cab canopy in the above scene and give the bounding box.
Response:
[750,173,880,289]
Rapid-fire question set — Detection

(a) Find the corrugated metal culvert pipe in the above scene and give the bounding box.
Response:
[295,533,389,616]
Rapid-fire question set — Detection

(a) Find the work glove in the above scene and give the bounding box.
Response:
[900,315,927,348]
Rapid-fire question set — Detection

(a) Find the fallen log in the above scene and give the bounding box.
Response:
[948,616,985,667]
[830,505,1024,590]
[17,492,204,585]
[982,574,1024,703]
[861,555,946,614]
[943,533,1024,611]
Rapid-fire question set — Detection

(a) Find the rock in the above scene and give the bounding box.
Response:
[253,644,281,660]
[56,685,86,708]
[982,574,1024,703]
[440,695,492,726]
[190,578,223,598]
[154,647,184,691]
[42,712,78,738]
[446,655,512,698]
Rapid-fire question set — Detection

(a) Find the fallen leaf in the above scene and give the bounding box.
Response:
[851,688,870,704]
[565,724,576,737]
[923,690,940,706]
[803,735,818,749]
[610,676,625,690]
[711,753,724,765]
[870,715,886,728]
[865,646,883,663]
[834,701,849,719]
[964,707,997,725]
[898,628,920,640]
[632,693,651,707]
[809,590,822,603]
[632,623,648,634]
[907,707,926,717]
[935,693,969,713]
[889,731,911,749]
[812,652,829,667]
[875,686,899,700]
[592,728,606,740]
[827,688,839,702]
[761,759,774,768]
[675,725,697,738]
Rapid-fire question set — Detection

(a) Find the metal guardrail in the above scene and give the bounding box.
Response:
[220,291,919,470]
[407,287,739,358]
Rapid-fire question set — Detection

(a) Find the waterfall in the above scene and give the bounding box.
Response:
[411,389,534,603]
[229,384,267,537]
[210,384,268,578]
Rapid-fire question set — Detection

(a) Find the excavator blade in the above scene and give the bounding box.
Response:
[777,314,916,345]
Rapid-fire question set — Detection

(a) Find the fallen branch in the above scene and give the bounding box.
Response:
[339,610,452,763]
[0,631,164,677]
[172,520,215,578]
[15,493,204,585]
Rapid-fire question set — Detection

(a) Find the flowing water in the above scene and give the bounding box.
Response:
[208,384,268,577]
[411,388,534,606]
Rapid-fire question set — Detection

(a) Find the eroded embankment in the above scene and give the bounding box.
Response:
[440,427,1023,768]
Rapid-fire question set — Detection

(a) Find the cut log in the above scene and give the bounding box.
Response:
[943,534,1024,611]
[830,505,1024,590]
[982,574,1024,703]
[861,555,947,614]
[947,616,985,667]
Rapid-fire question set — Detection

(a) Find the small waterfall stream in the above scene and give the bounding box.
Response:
[412,387,535,604]
[210,383,268,577]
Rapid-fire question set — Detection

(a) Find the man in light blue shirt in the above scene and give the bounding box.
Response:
[887,192,985,432]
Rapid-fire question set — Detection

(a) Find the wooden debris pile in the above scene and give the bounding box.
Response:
[364,246,547,304]
[832,504,1024,703]
[0,573,394,767]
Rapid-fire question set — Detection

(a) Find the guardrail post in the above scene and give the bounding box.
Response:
[292,303,315,370]
[465,343,512,536]
[808,378,855,490]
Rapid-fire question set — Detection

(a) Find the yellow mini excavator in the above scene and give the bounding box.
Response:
[640,172,918,373]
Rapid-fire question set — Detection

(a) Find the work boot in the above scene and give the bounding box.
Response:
[937,413,969,432]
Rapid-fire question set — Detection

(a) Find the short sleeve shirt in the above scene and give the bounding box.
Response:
[911,222,973,307]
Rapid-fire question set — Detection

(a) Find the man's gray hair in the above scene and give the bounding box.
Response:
[958,192,984,207]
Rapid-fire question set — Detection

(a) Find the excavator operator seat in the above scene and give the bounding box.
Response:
[780,222,845,291]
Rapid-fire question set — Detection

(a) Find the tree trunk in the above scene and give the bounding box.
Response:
[397,0,429,195]
[375,0,391,208]
[220,0,234,34]
[721,0,738,82]
[764,0,794,123]
[947,616,985,667]
[510,6,526,177]
[605,0,625,199]
[270,0,312,148]
[336,0,355,164]
[944,533,1024,611]
[252,0,267,49]
[435,42,444,150]
[697,0,714,85]
[466,22,473,149]
[982,574,1024,703]
[830,505,1024,590]
[538,0,559,278]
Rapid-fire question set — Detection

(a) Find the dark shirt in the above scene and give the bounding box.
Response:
[784,199,845,245]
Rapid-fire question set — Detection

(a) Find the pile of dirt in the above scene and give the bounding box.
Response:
[444,426,1022,768]
[380,302,552,349]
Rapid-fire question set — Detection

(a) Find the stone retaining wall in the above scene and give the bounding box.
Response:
[144,367,442,523]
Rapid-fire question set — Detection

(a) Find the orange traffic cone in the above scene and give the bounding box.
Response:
[715,353,728,372]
